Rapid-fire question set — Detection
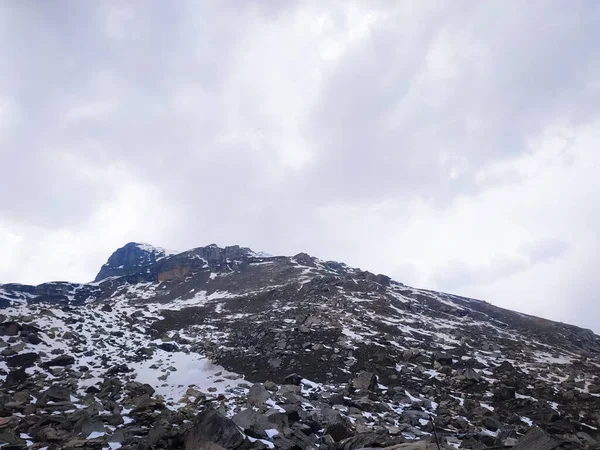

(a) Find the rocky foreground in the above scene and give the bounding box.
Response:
[0,243,599,449]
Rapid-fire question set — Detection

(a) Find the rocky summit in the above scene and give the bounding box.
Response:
[0,242,599,450]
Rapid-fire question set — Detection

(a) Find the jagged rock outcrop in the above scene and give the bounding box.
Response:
[95,242,174,281]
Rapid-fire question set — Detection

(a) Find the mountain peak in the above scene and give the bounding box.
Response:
[94,242,273,282]
[94,242,178,282]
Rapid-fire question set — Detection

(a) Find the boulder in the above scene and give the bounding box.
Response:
[158,342,179,352]
[125,381,155,398]
[42,354,75,368]
[432,352,453,366]
[283,373,303,386]
[247,383,270,407]
[513,427,560,450]
[493,384,516,401]
[293,253,315,267]
[38,385,71,405]
[0,321,20,336]
[24,333,42,345]
[105,364,131,375]
[185,410,245,450]
[1,343,26,356]
[352,372,378,391]
[232,408,276,439]
[6,352,39,368]
[324,418,353,442]
[5,368,28,385]
[482,416,503,431]
[401,409,429,427]
[454,367,481,382]
[337,432,406,450]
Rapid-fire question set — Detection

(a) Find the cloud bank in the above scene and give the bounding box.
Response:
[0,1,599,331]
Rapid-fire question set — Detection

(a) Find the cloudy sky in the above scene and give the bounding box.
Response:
[1,1,599,332]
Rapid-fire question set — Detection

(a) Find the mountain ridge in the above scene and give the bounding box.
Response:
[5,241,599,337]
[1,242,599,449]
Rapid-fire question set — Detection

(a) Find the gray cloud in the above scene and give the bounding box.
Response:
[0,1,599,331]
[432,255,530,292]
[520,238,570,265]
[432,237,571,292]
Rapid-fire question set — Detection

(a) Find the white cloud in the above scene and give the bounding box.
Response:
[65,100,118,122]
[0,153,178,284]
[310,118,600,330]
[0,97,15,132]
[104,2,136,40]
[0,0,599,332]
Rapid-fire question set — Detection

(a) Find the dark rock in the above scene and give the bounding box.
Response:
[86,386,100,394]
[293,253,315,267]
[38,385,71,405]
[232,408,276,439]
[94,242,165,282]
[482,416,503,431]
[1,343,25,356]
[105,413,124,426]
[105,364,131,375]
[337,432,405,450]
[6,352,39,368]
[401,409,429,427]
[432,352,454,366]
[455,367,481,382]
[375,274,391,286]
[0,429,27,448]
[146,424,168,446]
[588,384,600,394]
[324,418,353,442]
[283,373,303,386]
[126,381,156,397]
[5,368,27,385]
[24,333,42,345]
[494,384,516,401]
[248,383,270,407]
[352,372,377,391]
[73,411,105,436]
[0,322,20,336]
[42,354,75,367]
[185,409,246,449]
[513,427,560,450]
[158,342,179,352]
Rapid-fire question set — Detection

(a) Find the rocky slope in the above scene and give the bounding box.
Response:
[0,242,599,450]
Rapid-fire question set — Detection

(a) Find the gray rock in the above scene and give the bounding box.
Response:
[42,354,75,367]
[0,321,20,336]
[1,343,26,356]
[482,416,503,431]
[283,373,303,386]
[6,352,39,368]
[248,383,270,407]
[185,409,246,450]
[352,372,377,391]
[232,407,278,439]
[401,409,429,427]
[324,418,353,442]
[126,381,156,397]
[38,385,71,405]
[513,427,560,450]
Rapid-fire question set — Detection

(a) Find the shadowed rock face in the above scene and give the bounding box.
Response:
[94,242,170,281]
[1,242,599,449]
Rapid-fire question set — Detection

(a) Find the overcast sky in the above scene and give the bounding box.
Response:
[1,1,599,332]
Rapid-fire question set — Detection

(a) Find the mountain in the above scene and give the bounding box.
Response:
[1,242,599,450]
